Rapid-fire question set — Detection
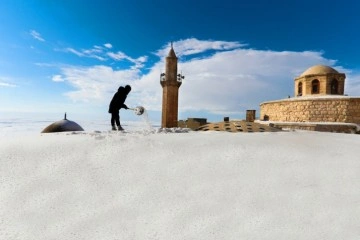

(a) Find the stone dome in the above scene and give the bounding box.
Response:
[300,65,338,77]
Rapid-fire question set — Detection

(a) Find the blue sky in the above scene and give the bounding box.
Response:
[1,0,360,124]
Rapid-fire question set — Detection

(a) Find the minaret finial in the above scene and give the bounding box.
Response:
[167,42,176,58]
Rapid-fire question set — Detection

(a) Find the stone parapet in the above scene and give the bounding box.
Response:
[260,96,360,124]
[261,122,360,134]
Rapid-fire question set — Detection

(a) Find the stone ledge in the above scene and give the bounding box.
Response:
[257,121,360,134]
[260,96,360,105]
[260,97,360,123]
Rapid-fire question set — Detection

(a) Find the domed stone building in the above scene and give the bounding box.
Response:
[294,65,345,97]
[260,65,360,133]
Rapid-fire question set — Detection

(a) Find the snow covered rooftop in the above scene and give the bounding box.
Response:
[1,130,360,239]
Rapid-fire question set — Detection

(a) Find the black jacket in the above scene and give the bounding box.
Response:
[108,87,128,113]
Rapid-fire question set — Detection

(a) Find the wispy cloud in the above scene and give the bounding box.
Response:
[58,43,148,70]
[30,30,45,42]
[107,51,148,69]
[65,47,85,57]
[35,62,58,67]
[0,81,17,87]
[104,43,112,49]
[155,38,246,58]
[107,51,127,61]
[62,47,106,61]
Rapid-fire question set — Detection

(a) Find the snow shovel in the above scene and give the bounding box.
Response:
[129,106,145,115]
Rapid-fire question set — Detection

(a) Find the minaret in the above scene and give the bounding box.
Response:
[160,43,184,128]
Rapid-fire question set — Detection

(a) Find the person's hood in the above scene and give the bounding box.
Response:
[124,85,131,94]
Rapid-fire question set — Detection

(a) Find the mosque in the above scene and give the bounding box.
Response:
[160,45,360,133]
[260,65,360,133]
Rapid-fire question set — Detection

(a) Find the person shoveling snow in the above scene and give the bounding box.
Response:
[108,85,132,131]
[108,84,146,131]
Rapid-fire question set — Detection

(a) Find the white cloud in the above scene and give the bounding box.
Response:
[130,56,148,69]
[0,77,17,87]
[83,48,103,55]
[63,47,106,61]
[107,51,148,69]
[52,75,65,82]
[104,43,112,49]
[56,38,359,119]
[91,55,107,61]
[107,51,127,61]
[62,44,149,66]
[35,62,57,67]
[345,73,360,96]
[30,30,45,42]
[155,38,246,58]
[65,47,84,57]
[58,65,140,103]
[0,81,17,87]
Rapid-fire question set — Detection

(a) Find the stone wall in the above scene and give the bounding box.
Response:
[178,118,207,130]
[260,96,360,124]
[294,73,345,96]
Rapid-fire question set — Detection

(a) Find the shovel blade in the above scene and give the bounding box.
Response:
[134,106,145,115]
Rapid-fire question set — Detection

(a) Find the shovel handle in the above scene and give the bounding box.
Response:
[128,106,145,116]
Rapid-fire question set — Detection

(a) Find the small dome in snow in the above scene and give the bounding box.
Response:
[41,113,84,133]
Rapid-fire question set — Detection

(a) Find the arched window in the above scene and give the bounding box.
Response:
[331,79,338,94]
[298,82,303,96]
[312,79,320,94]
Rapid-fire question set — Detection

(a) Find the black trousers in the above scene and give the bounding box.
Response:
[111,111,120,126]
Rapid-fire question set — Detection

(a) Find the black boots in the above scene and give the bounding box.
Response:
[112,125,124,131]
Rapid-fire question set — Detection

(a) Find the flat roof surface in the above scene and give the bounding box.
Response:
[196,120,283,133]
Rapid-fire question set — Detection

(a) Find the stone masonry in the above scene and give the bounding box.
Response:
[160,44,182,128]
[260,97,360,124]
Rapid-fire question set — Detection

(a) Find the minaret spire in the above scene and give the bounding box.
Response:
[168,42,176,58]
[160,44,184,128]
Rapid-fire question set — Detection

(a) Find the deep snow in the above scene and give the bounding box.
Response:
[0,121,360,239]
